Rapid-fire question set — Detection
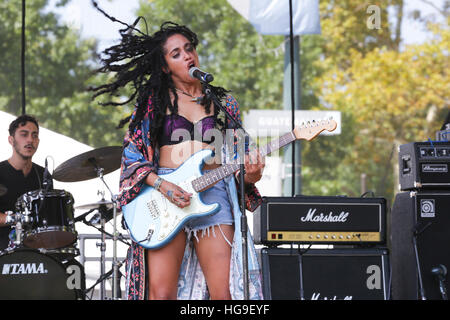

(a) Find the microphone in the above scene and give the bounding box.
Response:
[432,264,447,281]
[432,264,449,300]
[43,158,53,190]
[189,67,214,83]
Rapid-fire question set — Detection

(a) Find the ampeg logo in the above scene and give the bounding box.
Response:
[2,263,48,275]
[422,164,448,173]
[420,199,435,218]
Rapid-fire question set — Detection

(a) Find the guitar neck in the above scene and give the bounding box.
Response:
[259,131,296,157]
[191,131,296,192]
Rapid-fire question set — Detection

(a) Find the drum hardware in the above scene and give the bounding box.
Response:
[87,152,121,300]
[84,257,126,300]
[4,210,25,247]
[4,210,17,225]
[73,204,129,300]
[54,146,123,300]
[75,197,123,300]
[39,245,80,262]
[73,205,110,300]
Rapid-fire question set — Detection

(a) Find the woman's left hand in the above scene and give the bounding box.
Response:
[243,150,265,184]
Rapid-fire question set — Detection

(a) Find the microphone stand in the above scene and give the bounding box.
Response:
[204,84,251,300]
[413,222,432,300]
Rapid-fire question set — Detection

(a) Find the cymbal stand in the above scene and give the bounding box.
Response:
[97,211,107,300]
[89,158,120,300]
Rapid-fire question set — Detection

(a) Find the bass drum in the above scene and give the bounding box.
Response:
[0,248,85,300]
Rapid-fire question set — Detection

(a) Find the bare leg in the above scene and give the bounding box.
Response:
[146,231,186,300]
[194,224,234,300]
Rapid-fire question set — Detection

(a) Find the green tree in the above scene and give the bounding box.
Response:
[0,0,128,147]
[305,0,449,202]
[136,0,287,112]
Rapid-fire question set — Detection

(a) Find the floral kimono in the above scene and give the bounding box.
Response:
[118,94,263,300]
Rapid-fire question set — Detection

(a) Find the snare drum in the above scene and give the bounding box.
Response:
[16,189,77,249]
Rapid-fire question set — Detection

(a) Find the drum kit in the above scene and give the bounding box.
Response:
[0,146,128,300]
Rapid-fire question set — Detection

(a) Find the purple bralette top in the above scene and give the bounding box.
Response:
[158,113,216,147]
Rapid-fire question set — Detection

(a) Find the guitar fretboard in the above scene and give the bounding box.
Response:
[191,131,296,192]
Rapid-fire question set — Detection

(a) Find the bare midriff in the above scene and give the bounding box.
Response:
[159,140,221,170]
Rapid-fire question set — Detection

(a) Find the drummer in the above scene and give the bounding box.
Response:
[0,114,45,250]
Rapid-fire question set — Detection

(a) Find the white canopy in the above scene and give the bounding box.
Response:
[227,0,321,35]
[1,111,126,292]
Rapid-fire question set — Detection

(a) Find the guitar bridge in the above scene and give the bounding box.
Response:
[147,200,160,219]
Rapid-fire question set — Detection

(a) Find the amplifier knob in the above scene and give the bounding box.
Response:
[347,235,351,239]
[339,235,344,239]
[332,235,336,239]
[324,235,329,239]
[316,235,321,239]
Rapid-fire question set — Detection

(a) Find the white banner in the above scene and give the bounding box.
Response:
[243,110,341,136]
[227,0,321,35]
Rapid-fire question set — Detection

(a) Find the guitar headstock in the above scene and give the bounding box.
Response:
[293,119,337,141]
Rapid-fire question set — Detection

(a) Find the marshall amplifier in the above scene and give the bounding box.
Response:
[259,247,390,300]
[399,141,450,191]
[253,196,386,245]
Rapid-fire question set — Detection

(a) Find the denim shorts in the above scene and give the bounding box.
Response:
[157,168,234,241]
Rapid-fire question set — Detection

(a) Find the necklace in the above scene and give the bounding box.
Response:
[175,88,204,104]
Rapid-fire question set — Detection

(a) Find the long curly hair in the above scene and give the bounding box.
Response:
[90,21,228,144]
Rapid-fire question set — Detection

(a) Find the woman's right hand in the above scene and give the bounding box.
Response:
[158,180,192,208]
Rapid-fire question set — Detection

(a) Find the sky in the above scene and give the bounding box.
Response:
[47,0,447,53]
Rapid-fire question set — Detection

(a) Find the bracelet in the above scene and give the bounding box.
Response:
[154,177,163,191]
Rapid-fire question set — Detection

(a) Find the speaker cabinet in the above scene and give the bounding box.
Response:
[390,191,450,300]
[259,248,390,300]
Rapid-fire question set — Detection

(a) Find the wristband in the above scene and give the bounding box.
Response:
[154,177,163,191]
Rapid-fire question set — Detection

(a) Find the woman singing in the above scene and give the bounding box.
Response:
[92,21,264,300]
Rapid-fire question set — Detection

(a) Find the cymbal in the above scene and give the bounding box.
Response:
[0,184,7,196]
[75,199,114,211]
[53,146,122,182]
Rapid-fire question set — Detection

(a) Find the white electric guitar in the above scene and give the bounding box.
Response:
[122,119,337,249]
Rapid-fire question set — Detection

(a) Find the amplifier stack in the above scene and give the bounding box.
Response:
[254,195,389,300]
[391,140,450,300]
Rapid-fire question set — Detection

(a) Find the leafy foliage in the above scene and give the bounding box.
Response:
[0,0,128,147]
[1,0,448,204]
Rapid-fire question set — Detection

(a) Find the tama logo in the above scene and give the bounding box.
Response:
[2,263,48,275]
[301,208,349,223]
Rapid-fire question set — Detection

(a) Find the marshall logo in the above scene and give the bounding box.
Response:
[311,292,353,300]
[300,208,350,223]
[2,263,48,275]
